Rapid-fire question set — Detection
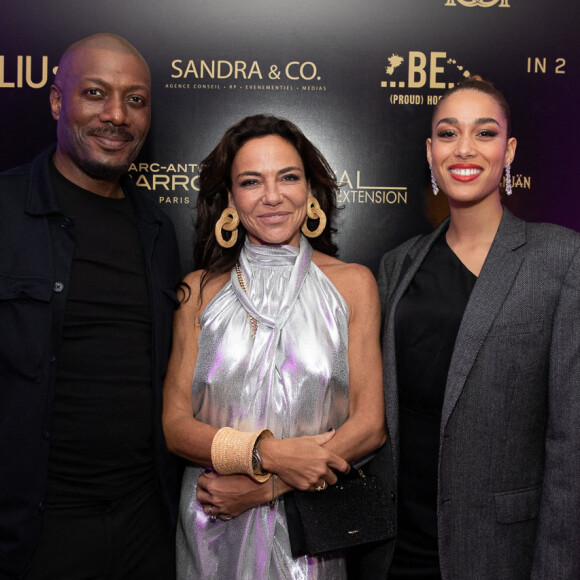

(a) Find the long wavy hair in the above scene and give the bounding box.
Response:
[194,114,340,296]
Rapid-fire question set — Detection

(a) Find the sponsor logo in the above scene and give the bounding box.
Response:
[380,51,471,106]
[165,59,326,91]
[0,55,54,89]
[337,170,407,205]
[502,172,531,193]
[129,162,198,202]
[526,57,567,75]
[444,0,510,7]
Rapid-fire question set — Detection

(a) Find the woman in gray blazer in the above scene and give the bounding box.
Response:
[370,77,580,579]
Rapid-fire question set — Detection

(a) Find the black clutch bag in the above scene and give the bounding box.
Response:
[284,463,394,558]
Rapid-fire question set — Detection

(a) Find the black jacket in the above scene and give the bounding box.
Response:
[0,147,183,578]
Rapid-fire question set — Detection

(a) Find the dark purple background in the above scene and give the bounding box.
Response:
[1,0,578,274]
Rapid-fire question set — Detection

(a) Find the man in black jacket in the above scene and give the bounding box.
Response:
[0,33,182,579]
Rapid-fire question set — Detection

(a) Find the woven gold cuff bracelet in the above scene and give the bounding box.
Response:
[211,427,274,482]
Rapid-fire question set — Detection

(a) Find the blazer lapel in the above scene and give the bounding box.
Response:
[440,209,527,432]
[384,219,450,476]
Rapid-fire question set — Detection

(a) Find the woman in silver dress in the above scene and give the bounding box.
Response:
[162,115,386,579]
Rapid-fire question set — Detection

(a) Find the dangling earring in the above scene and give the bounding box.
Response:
[301,196,327,238]
[429,164,439,196]
[504,163,512,196]
[215,207,240,248]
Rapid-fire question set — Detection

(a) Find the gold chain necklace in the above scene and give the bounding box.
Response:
[235,263,258,338]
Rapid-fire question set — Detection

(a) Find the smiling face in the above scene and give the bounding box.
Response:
[228,134,310,247]
[427,88,516,207]
[50,39,151,191]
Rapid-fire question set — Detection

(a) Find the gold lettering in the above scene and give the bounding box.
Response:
[171,60,183,79]
[134,175,151,189]
[0,56,15,88]
[183,60,199,78]
[408,52,427,88]
[429,53,446,89]
[153,175,171,190]
[200,60,215,78]
[234,61,247,79]
[25,56,47,88]
[248,61,263,79]
[338,170,353,189]
[218,60,233,79]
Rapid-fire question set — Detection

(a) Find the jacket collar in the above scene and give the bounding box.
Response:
[25,145,158,225]
[383,216,450,475]
[25,146,61,216]
[440,208,526,431]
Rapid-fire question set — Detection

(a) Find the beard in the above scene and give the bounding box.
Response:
[76,157,131,181]
[76,126,138,180]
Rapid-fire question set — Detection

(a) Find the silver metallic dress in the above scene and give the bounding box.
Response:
[177,236,350,579]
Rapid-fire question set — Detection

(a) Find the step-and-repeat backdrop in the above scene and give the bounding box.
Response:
[1,0,578,274]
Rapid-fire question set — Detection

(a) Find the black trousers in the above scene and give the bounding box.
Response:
[23,486,175,580]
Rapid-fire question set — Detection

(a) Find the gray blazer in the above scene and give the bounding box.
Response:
[368,209,580,579]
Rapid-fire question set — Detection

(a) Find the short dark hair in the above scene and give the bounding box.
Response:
[194,114,340,293]
[433,75,512,137]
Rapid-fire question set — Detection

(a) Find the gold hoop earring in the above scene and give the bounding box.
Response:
[301,196,327,239]
[215,207,240,248]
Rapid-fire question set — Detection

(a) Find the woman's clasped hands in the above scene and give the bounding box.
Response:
[197,429,350,520]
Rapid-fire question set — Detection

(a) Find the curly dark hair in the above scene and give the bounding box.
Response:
[433,75,512,137]
[194,114,340,294]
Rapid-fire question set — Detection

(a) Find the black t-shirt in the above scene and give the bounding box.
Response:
[45,164,155,506]
[389,233,477,579]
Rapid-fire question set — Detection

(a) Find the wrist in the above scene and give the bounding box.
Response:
[252,437,267,478]
[257,437,277,473]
